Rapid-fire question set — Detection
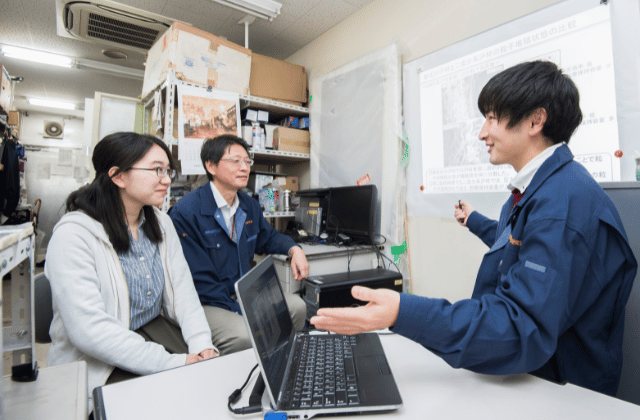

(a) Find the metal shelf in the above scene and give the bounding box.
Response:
[143,73,310,147]
[240,94,309,119]
[250,148,309,163]
[263,211,295,218]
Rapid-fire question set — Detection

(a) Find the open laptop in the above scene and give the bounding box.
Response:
[235,256,403,418]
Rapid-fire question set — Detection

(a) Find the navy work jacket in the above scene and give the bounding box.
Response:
[169,184,296,313]
[393,144,637,396]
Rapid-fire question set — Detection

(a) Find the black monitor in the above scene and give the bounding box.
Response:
[326,184,378,244]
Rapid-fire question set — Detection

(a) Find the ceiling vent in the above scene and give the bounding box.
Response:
[55,0,177,54]
[43,121,64,139]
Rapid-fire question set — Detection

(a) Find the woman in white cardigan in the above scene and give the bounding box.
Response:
[45,132,218,416]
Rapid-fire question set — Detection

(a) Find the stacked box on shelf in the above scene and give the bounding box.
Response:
[7,111,19,126]
[249,53,307,106]
[142,22,252,99]
[273,127,310,154]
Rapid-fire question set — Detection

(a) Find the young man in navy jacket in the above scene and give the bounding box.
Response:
[170,135,309,355]
[311,60,637,396]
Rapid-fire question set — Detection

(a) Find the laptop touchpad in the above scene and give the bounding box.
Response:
[358,355,392,377]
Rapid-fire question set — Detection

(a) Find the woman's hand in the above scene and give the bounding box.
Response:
[185,353,204,365]
[199,349,219,360]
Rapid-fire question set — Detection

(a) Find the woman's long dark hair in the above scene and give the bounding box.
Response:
[66,132,175,254]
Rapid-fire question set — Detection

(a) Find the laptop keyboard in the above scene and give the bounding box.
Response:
[285,335,360,409]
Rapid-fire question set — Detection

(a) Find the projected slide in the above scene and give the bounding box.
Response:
[419,6,618,194]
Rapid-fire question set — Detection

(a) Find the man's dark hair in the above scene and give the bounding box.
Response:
[200,134,250,181]
[478,60,583,144]
[66,132,175,254]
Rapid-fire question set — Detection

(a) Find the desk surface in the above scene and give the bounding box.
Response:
[3,361,87,420]
[94,334,640,419]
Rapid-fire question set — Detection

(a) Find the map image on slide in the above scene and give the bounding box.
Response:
[441,68,497,167]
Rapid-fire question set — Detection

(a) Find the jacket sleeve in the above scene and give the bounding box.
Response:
[45,223,187,375]
[392,216,605,375]
[168,204,240,313]
[466,211,498,248]
[159,211,216,354]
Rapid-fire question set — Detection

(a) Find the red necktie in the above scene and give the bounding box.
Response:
[512,188,523,207]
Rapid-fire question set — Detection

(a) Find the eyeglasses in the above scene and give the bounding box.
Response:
[130,167,177,179]
[220,158,254,167]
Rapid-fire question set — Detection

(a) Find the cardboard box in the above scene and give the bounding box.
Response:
[275,176,299,192]
[142,22,252,99]
[273,127,310,154]
[250,53,307,104]
[7,110,19,126]
[0,65,11,115]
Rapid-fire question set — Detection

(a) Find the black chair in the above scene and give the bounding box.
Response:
[34,272,53,344]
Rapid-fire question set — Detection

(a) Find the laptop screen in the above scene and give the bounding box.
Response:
[236,257,295,401]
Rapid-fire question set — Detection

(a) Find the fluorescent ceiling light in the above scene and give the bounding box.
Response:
[75,58,144,80]
[2,46,73,68]
[1,44,143,80]
[28,98,77,110]
[211,0,282,21]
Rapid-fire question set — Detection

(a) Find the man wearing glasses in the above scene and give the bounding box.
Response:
[169,134,309,355]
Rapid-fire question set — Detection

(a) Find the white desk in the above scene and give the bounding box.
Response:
[271,243,383,294]
[1,222,36,380]
[93,334,640,419]
[3,361,87,420]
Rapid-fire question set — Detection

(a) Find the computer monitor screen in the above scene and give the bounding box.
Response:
[326,185,377,243]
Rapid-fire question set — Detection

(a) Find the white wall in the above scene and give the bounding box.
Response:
[19,111,90,261]
[286,0,565,301]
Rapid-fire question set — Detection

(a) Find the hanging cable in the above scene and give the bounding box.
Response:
[227,364,264,415]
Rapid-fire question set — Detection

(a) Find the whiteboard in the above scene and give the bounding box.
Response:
[403,0,640,219]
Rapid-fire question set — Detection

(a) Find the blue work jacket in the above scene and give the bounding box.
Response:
[393,144,637,396]
[169,184,296,313]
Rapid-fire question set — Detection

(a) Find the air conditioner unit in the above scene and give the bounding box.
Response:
[55,0,177,54]
[43,120,64,139]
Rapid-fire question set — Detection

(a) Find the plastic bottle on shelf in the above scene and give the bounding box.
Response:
[272,183,284,211]
[252,122,265,150]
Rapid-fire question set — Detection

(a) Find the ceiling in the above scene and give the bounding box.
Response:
[0,0,375,117]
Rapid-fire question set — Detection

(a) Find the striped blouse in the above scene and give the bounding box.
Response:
[118,218,165,330]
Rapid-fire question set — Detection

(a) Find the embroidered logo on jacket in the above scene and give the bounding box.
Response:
[509,235,522,246]
[245,220,253,225]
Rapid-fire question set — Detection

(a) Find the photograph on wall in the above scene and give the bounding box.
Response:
[177,85,241,174]
[181,94,239,138]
